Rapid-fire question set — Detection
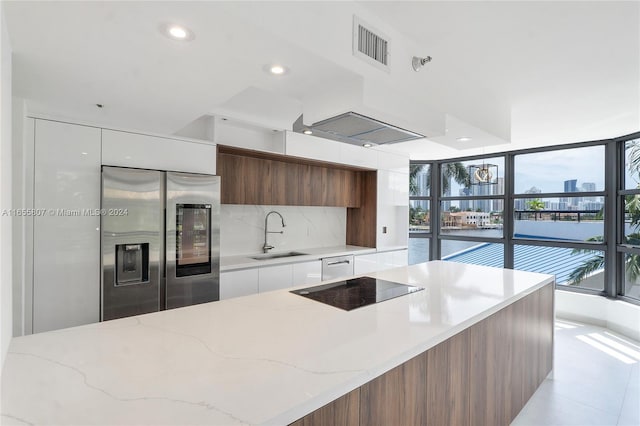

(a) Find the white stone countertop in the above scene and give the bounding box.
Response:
[220,245,397,272]
[0,261,554,426]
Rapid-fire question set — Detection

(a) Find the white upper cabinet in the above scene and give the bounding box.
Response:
[33,119,101,333]
[377,169,409,248]
[102,129,216,174]
[377,149,409,172]
[285,131,378,169]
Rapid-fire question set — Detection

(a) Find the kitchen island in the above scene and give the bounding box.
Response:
[0,261,554,426]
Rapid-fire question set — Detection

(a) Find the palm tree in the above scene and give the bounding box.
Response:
[409,163,470,196]
[441,163,471,195]
[568,236,604,284]
[409,164,424,195]
[569,235,640,285]
[526,199,545,211]
[526,198,545,221]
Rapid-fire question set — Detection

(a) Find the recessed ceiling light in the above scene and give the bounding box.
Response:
[303,129,313,135]
[169,26,187,39]
[363,143,373,148]
[457,137,472,142]
[263,64,289,75]
[161,23,195,41]
[81,152,88,155]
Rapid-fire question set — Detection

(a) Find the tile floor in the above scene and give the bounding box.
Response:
[512,319,640,426]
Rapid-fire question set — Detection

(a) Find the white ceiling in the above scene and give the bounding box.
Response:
[3,1,639,160]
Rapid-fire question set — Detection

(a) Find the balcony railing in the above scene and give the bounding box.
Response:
[514,210,602,222]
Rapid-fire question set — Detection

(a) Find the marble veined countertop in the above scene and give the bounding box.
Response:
[0,261,554,426]
[220,245,394,272]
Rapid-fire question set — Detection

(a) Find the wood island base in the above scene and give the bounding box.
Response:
[290,283,554,426]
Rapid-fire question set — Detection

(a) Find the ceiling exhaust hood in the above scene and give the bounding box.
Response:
[303,112,425,146]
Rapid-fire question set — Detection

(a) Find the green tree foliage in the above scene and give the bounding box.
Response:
[409,163,470,196]
[526,199,545,211]
[570,141,640,285]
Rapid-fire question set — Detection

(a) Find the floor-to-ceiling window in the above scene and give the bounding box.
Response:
[408,131,640,304]
[409,163,431,265]
[512,145,606,292]
[619,138,640,301]
[439,156,505,267]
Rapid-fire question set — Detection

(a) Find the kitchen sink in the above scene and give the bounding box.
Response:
[250,251,309,260]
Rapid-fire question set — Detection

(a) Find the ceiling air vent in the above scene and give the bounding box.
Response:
[353,16,390,71]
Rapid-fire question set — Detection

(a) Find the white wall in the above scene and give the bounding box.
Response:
[556,290,640,341]
[515,220,603,241]
[220,205,346,256]
[0,6,13,367]
[11,98,24,337]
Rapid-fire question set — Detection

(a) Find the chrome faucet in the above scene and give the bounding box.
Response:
[263,211,286,253]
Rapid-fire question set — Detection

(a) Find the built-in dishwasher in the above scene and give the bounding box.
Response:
[321,255,354,281]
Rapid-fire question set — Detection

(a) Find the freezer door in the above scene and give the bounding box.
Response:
[166,172,220,309]
[102,167,163,320]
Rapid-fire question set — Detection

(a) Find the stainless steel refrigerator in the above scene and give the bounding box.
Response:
[101,166,220,321]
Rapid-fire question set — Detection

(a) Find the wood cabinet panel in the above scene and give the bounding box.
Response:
[538,284,555,384]
[425,330,470,426]
[218,148,364,208]
[285,162,303,205]
[469,286,552,426]
[346,171,377,247]
[359,353,427,426]
[292,284,554,426]
[468,302,524,426]
[289,389,360,426]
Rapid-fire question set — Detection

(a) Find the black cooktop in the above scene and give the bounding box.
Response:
[290,276,424,311]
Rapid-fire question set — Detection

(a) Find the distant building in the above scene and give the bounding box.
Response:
[581,182,597,203]
[443,211,491,228]
[458,187,470,211]
[562,179,578,209]
[416,170,429,194]
[515,186,543,211]
[564,179,578,192]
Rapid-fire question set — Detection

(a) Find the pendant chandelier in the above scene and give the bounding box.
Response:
[468,163,498,185]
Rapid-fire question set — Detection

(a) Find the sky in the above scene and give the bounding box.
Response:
[418,143,640,195]
[513,145,605,193]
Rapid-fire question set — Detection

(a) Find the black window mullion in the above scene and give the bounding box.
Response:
[432,161,441,260]
[505,152,514,269]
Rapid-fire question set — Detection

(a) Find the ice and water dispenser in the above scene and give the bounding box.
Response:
[115,243,149,285]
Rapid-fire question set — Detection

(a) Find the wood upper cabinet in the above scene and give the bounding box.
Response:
[217,146,366,207]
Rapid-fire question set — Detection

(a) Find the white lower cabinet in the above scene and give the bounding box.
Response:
[354,249,408,276]
[220,269,259,300]
[292,261,322,285]
[258,264,293,293]
[392,250,408,267]
[221,260,322,299]
[354,253,380,275]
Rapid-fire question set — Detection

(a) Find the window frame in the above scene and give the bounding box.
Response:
[408,130,640,305]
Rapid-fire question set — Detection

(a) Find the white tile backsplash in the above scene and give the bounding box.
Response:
[220,205,346,256]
